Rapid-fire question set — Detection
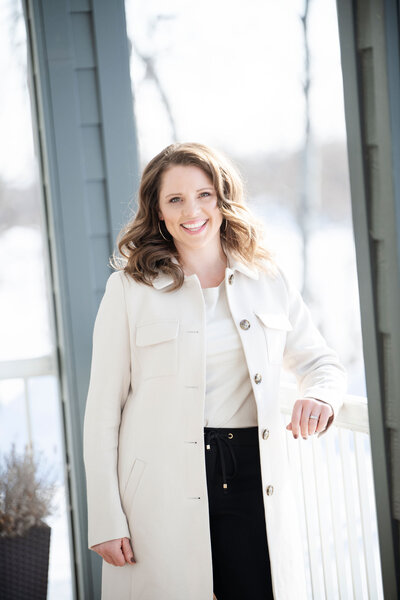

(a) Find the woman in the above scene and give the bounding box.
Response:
[83,142,347,600]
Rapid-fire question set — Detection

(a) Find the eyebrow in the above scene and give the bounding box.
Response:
[165,187,214,199]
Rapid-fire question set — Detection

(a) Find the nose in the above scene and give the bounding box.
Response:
[182,196,201,218]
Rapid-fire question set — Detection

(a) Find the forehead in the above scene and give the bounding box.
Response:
[159,164,213,192]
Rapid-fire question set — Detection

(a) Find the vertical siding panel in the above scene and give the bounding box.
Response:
[336,0,400,595]
[23,0,139,597]
[76,69,100,124]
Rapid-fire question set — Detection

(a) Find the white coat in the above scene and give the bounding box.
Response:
[83,253,347,600]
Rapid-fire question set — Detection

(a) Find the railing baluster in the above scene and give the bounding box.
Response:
[338,428,366,599]
[283,415,313,595]
[299,437,326,598]
[354,431,383,599]
[325,428,350,599]
[312,435,338,599]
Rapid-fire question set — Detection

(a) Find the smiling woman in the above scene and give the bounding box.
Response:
[114,142,274,290]
[83,141,347,600]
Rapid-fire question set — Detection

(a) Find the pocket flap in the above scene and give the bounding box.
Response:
[136,320,179,347]
[255,312,293,331]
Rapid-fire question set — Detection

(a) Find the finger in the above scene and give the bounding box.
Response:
[316,405,332,433]
[93,540,126,566]
[106,540,126,567]
[104,552,119,566]
[290,400,303,439]
[300,400,314,438]
[307,408,321,436]
[115,539,127,566]
[122,537,136,563]
[286,423,292,431]
[112,552,126,567]
[95,550,112,565]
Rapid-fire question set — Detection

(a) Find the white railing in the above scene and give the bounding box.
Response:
[0,355,74,599]
[279,383,384,600]
[0,355,57,451]
[1,358,384,599]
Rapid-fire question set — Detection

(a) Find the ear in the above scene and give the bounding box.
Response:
[157,207,164,220]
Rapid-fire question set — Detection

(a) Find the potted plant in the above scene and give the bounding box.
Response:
[0,443,57,599]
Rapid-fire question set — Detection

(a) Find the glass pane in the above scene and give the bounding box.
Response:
[0,1,74,598]
[125,0,364,397]
[125,1,382,597]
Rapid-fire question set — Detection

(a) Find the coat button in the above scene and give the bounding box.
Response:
[254,373,262,384]
[240,319,250,330]
[228,273,234,285]
[262,428,270,440]
[266,485,274,496]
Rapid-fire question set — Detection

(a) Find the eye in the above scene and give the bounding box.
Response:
[200,191,211,198]
[169,196,181,203]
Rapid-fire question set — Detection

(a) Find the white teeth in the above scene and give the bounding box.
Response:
[181,220,207,230]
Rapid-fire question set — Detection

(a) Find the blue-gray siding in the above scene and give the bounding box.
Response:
[337,0,400,595]
[23,0,140,597]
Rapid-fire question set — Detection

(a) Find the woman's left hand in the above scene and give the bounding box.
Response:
[286,397,333,439]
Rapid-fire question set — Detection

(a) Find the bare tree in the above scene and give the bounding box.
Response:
[128,14,178,142]
[298,0,315,303]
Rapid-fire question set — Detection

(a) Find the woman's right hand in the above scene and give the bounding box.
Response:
[90,537,136,566]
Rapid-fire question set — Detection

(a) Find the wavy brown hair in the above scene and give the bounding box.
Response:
[111,142,277,290]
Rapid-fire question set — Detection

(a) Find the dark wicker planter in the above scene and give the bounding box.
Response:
[0,524,51,599]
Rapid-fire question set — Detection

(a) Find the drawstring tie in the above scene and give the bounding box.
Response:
[204,430,238,493]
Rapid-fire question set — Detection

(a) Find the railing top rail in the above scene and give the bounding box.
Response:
[0,355,56,380]
[0,357,369,434]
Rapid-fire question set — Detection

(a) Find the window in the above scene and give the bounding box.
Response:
[0,2,73,597]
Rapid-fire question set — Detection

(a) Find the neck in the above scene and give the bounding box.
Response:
[176,241,228,286]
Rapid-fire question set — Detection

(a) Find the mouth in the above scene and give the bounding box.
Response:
[180,219,208,234]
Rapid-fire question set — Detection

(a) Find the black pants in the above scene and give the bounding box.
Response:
[204,426,274,600]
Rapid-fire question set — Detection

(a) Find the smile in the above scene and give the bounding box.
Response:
[180,219,208,233]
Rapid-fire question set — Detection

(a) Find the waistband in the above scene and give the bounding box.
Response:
[204,426,259,494]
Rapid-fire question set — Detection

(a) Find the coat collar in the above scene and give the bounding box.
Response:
[228,255,259,281]
[152,251,259,290]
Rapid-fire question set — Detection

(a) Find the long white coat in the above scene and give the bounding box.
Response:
[83,254,347,600]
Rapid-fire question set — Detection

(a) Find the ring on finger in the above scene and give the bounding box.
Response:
[309,414,319,420]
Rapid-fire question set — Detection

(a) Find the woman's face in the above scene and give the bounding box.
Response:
[158,164,223,255]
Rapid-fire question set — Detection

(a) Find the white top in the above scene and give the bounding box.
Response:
[201,279,258,427]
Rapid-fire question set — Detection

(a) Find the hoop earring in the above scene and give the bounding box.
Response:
[158,220,170,242]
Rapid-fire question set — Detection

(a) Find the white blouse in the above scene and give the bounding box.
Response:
[201,280,258,428]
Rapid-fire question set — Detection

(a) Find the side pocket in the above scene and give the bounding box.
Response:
[122,458,147,512]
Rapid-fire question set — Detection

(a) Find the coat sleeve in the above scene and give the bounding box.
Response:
[83,270,131,549]
[278,266,348,434]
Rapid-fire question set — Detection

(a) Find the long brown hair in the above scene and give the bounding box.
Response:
[111,142,276,290]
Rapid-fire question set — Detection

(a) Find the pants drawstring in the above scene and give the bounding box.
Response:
[204,430,238,493]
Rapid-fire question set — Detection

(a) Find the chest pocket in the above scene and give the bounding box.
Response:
[255,312,293,365]
[136,319,179,379]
